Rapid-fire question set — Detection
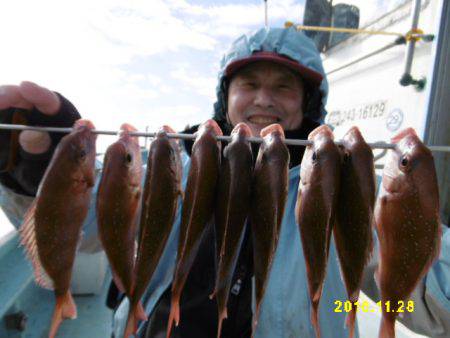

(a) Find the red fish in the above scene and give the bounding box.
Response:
[96,123,143,330]
[19,119,97,338]
[210,122,253,338]
[295,125,341,338]
[334,126,375,338]
[166,119,222,338]
[375,128,441,338]
[251,124,289,336]
[124,125,183,337]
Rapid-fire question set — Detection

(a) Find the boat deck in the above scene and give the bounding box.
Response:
[0,232,112,338]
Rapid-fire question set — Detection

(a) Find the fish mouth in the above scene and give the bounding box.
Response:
[382,172,403,194]
[199,119,223,136]
[231,123,252,137]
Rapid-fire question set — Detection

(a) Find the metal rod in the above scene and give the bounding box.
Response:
[327,37,405,76]
[400,0,422,86]
[264,0,268,28]
[1,123,449,152]
[144,125,149,149]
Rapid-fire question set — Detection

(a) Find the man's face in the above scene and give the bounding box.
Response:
[227,61,305,137]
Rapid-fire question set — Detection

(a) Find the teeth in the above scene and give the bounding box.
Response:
[248,116,278,124]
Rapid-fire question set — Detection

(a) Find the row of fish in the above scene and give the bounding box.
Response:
[297,125,440,338]
[297,125,373,338]
[18,119,441,338]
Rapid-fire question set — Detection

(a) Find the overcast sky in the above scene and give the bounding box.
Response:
[0,0,315,151]
[0,0,408,154]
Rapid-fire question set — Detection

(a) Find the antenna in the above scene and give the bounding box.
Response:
[144,125,149,148]
[264,0,268,28]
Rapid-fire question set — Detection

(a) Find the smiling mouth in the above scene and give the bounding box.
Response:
[247,115,281,125]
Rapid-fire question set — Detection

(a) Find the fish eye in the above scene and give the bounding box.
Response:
[79,149,87,158]
[312,152,317,161]
[126,153,133,163]
[343,152,351,162]
[400,155,409,167]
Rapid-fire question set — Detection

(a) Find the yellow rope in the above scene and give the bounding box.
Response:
[405,28,424,41]
[284,21,425,40]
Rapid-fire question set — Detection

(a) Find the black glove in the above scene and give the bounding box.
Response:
[0,93,81,196]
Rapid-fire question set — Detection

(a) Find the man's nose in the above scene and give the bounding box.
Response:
[253,87,275,108]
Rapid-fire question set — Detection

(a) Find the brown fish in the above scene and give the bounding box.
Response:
[250,124,289,336]
[19,119,97,338]
[334,126,375,338]
[295,125,341,338]
[375,128,441,338]
[210,122,253,338]
[97,123,143,327]
[124,125,183,337]
[166,119,222,338]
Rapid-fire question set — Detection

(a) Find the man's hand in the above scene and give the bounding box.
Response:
[0,82,61,154]
[0,81,81,196]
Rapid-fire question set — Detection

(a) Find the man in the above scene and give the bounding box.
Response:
[0,27,449,338]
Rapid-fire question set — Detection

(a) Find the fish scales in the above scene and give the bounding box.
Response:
[166,119,222,338]
[211,123,253,338]
[375,128,441,338]
[250,124,289,336]
[295,125,341,338]
[19,119,97,338]
[124,125,182,337]
[333,127,375,338]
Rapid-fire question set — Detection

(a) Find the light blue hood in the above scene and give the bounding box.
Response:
[213,26,329,123]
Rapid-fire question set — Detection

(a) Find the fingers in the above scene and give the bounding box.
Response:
[19,130,52,155]
[0,85,34,110]
[0,82,58,155]
[0,82,61,115]
[19,81,61,115]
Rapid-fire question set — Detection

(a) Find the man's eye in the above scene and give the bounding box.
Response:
[278,84,291,90]
[242,81,256,88]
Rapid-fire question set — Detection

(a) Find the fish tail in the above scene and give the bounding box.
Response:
[136,301,148,321]
[311,300,321,338]
[378,315,396,338]
[166,297,180,338]
[345,307,356,338]
[19,201,54,290]
[123,300,147,338]
[216,308,227,338]
[49,291,77,338]
[251,306,261,338]
[124,305,137,338]
[209,288,217,300]
[123,312,136,338]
